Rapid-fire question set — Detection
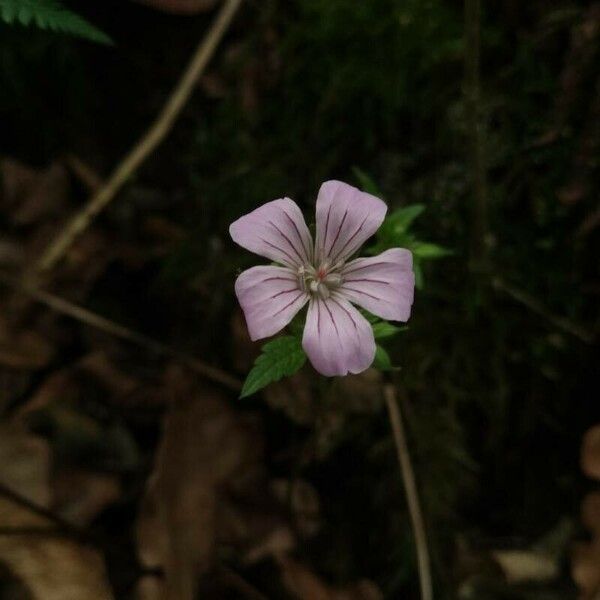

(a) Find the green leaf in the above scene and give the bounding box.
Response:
[372,321,407,339]
[241,336,306,398]
[386,204,426,235]
[0,0,113,45]
[352,166,383,197]
[359,309,380,324]
[414,261,424,290]
[410,241,452,259]
[373,344,393,371]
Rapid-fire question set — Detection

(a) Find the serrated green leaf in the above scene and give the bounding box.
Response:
[352,166,383,197]
[372,321,407,339]
[0,0,113,45]
[410,241,452,259]
[241,335,306,398]
[373,344,393,371]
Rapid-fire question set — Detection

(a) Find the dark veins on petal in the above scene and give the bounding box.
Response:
[282,210,310,260]
[269,220,306,263]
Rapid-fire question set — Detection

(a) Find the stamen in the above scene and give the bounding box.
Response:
[323,273,343,287]
[317,282,330,299]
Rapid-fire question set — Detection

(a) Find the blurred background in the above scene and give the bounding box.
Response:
[0,0,599,598]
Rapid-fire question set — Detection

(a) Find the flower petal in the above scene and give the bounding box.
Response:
[339,248,414,321]
[315,180,387,264]
[235,266,308,341]
[302,295,376,376]
[230,199,313,268]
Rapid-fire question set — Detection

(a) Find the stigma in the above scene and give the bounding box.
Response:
[298,261,344,299]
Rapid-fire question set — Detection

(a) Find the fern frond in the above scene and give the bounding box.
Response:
[0,0,113,45]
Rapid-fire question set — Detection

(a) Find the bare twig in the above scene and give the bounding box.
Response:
[0,527,65,537]
[64,155,103,193]
[34,0,244,276]
[0,271,243,392]
[384,385,433,600]
[0,481,90,544]
[491,276,595,344]
[464,0,489,272]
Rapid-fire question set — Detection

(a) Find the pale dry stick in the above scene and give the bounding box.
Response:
[0,271,243,393]
[384,384,433,600]
[491,276,595,344]
[34,0,243,275]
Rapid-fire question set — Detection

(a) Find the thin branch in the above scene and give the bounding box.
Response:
[0,527,65,537]
[33,0,244,276]
[384,385,433,600]
[0,271,243,392]
[464,0,489,272]
[0,481,90,544]
[491,276,595,344]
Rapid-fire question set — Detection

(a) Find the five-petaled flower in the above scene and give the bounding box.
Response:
[230,180,415,376]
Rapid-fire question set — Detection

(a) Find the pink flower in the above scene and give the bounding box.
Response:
[230,180,415,376]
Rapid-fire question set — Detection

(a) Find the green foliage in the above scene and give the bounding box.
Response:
[363,311,407,371]
[241,335,306,398]
[0,0,112,44]
[353,169,452,290]
[369,203,452,290]
[373,345,393,371]
[372,321,407,340]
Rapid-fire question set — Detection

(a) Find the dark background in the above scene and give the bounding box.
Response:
[0,1,598,598]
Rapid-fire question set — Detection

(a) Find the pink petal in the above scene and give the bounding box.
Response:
[302,295,376,376]
[230,199,313,268]
[315,180,387,265]
[339,248,414,322]
[235,266,308,341]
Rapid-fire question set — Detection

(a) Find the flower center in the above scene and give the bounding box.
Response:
[298,260,344,299]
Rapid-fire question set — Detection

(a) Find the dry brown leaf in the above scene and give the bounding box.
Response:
[0,159,69,226]
[279,556,383,600]
[0,316,54,370]
[52,469,121,526]
[491,549,559,584]
[136,366,266,600]
[264,369,315,426]
[582,425,600,480]
[0,424,114,599]
[271,479,321,539]
[78,351,139,398]
[582,492,600,535]
[572,541,600,599]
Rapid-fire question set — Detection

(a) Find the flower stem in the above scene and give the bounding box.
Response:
[384,384,433,600]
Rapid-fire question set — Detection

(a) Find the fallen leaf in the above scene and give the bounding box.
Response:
[0,159,69,226]
[582,425,600,480]
[52,468,121,526]
[571,541,600,599]
[136,366,265,600]
[0,424,114,599]
[271,478,321,539]
[581,493,600,538]
[492,549,559,584]
[0,316,54,370]
[278,556,383,600]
